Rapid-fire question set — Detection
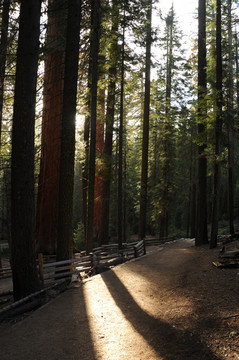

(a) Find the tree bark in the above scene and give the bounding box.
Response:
[196,0,208,246]
[210,0,222,249]
[94,86,105,241]
[11,0,41,300]
[36,0,67,254]
[98,0,119,246]
[57,0,81,261]
[226,0,234,236]
[86,0,100,253]
[118,8,126,249]
[139,0,152,240]
[159,8,174,239]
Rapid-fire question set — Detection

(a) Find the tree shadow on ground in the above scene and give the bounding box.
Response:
[101,269,221,360]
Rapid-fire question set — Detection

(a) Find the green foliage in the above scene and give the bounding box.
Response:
[73,222,85,251]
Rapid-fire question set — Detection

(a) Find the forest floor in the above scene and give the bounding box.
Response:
[0,238,239,359]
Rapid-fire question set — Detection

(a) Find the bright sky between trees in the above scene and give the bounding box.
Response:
[163,0,198,37]
[153,0,198,42]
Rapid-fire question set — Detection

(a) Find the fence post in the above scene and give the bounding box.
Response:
[143,239,146,255]
[38,253,44,288]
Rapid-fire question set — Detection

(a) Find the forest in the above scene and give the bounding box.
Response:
[0,0,238,301]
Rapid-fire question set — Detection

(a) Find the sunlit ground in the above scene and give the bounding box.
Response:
[82,266,194,360]
[83,274,159,360]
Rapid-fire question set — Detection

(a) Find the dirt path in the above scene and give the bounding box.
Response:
[0,239,239,360]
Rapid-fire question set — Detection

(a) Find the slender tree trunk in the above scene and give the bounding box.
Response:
[196,0,208,246]
[210,0,222,249]
[11,0,41,300]
[0,0,10,148]
[57,0,81,261]
[236,33,239,121]
[160,9,173,239]
[94,86,105,241]
[82,90,90,237]
[98,0,119,246]
[36,0,67,254]
[118,16,125,249]
[190,120,197,238]
[86,0,100,253]
[139,0,152,240]
[227,0,234,235]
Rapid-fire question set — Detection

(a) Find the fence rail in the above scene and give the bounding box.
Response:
[134,240,146,257]
[0,267,12,279]
[0,237,176,287]
[37,254,93,287]
[144,236,176,246]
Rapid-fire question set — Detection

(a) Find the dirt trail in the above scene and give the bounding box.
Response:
[0,239,239,360]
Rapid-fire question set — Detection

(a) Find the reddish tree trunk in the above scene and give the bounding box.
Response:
[36,0,66,254]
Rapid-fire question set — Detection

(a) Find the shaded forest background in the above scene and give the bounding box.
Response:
[0,0,239,299]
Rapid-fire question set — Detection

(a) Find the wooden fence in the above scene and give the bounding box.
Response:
[1,237,176,287]
[37,254,92,287]
[0,266,12,279]
[0,237,177,317]
[144,236,176,246]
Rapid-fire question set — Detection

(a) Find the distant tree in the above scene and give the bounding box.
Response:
[236,33,239,123]
[158,6,176,238]
[226,0,234,235]
[57,0,81,260]
[85,0,100,253]
[11,0,41,300]
[93,2,107,242]
[118,5,126,249]
[210,0,222,249]
[98,0,119,246]
[149,5,185,238]
[138,0,152,240]
[196,0,208,246]
[82,83,90,238]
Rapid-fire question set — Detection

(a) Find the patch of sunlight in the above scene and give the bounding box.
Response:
[83,276,159,360]
[113,267,194,320]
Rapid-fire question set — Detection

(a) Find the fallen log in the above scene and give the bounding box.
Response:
[219,250,239,258]
[0,279,68,321]
[213,260,239,269]
[0,290,13,297]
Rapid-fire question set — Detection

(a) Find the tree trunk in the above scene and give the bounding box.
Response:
[196,0,208,246]
[236,34,239,121]
[118,11,126,249]
[189,125,197,239]
[98,0,119,246]
[82,95,90,237]
[159,8,173,239]
[11,0,41,300]
[210,0,222,249]
[138,0,152,240]
[36,0,67,254]
[227,0,234,236]
[94,86,105,241]
[57,0,81,261]
[86,0,100,253]
[0,0,10,148]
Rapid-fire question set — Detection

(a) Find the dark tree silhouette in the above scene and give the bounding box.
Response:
[196,0,208,246]
[11,0,41,300]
